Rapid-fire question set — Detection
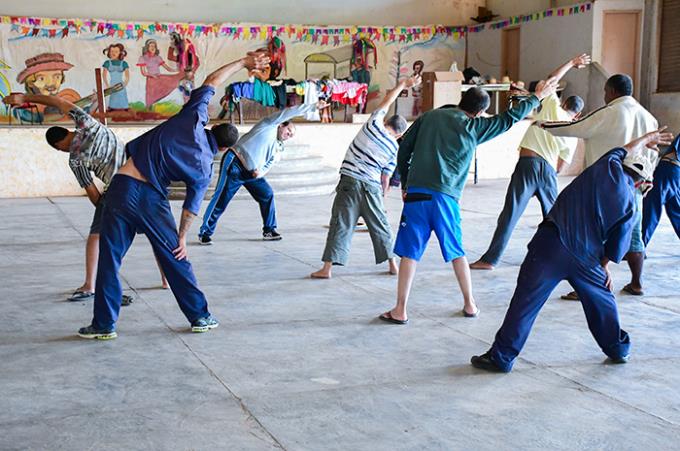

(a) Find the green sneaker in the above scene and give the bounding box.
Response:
[77,324,117,340]
[191,316,219,333]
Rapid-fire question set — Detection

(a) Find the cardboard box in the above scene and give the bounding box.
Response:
[421,71,464,111]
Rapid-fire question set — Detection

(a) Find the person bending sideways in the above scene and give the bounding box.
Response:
[198,101,325,243]
[311,75,421,279]
[3,92,168,303]
[641,135,680,249]
[470,54,590,270]
[76,52,268,339]
[378,77,559,324]
[542,74,658,298]
[471,129,673,372]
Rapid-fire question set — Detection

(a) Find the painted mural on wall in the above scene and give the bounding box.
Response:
[0,17,466,123]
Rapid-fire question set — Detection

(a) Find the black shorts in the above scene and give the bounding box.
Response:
[89,192,106,235]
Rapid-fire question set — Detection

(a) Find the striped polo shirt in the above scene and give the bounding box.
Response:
[67,107,126,189]
[340,108,398,185]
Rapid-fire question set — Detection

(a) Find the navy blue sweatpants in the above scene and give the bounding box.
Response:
[642,160,680,245]
[199,151,277,238]
[489,224,631,372]
[92,175,210,330]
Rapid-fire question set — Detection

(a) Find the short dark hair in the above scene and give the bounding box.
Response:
[45,126,69,149]
[385,114,408,134]
[459,87,490,115]
[563,95,584,114]
[280,121,291,127]
[211,123,239,149]
[606,74,633,97]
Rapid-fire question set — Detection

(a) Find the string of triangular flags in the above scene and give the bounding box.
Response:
[1,2,592,43]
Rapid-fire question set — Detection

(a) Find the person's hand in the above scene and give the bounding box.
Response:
[251,170,260,178]
[533,77,559,100]
[571,53,592,69]
[642,127,674,151]
[243,51,270,71]
[2,93,27,106]
[173,236,188,261]
[401,190,407,201]
[602,263,613,292]
[403,74,422,88]
[317,99,329,110]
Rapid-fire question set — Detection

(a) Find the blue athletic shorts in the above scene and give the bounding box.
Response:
[393,187,465,262]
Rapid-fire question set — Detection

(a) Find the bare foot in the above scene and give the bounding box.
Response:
[469,260,494,270]
[388,259,399,275]
[310,269,331,279]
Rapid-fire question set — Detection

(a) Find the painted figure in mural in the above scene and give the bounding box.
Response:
[102,43,130,111]
[137,39,180,108]
[411,60,424,117]
[16,52,80,122]
[168,32,199,72]
[178,68,195,104]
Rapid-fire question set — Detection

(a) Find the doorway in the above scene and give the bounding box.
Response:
[602,10,641,94]
[501,27,521,82]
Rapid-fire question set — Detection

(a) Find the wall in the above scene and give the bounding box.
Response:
[639,0,680,132]
[0,120,541,198]
[0,0,484,27]
[467,7,594,107]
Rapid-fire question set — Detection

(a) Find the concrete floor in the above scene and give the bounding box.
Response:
[1,177,679,450]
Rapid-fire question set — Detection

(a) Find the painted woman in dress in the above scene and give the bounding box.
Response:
[102,43,130,111]
[137,39,180,108]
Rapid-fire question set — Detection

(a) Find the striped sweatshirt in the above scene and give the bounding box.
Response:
[339,108,398,185]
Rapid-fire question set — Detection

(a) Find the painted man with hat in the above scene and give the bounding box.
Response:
[16,52,79,122]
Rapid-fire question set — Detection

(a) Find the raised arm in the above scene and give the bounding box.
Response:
[547,54,591,84]
[202,51,270,89]
[3,93,78,117]
[376,75,421,112]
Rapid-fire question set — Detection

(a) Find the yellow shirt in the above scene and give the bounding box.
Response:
[519,94,577,169]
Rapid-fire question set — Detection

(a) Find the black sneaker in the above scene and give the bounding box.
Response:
[122,294,133,306]
[470,351,509,373]
[77,324,117,340]
[198,234,213,245]
[191,315,220,333]
[262,230,282,241]
[607,354,630,364]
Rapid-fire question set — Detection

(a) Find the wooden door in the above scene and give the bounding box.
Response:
[502,27,521,82]
[602,11,641,93]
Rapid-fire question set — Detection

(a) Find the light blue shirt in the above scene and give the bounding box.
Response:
[234,104,316,175]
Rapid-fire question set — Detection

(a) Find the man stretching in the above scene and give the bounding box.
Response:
[642,135,680,248]
[470,54,589,270]
[379,77,559,324]
[76,53,266,339]
[3,92,167,302]
[471,129,672,372]
[310,75,421,279]
[198,101,324,243]
[542,74,658,298]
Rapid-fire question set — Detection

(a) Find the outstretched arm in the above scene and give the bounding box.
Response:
[202,51,270,89]
[548,53,591,84]
[3,93,78,117]
[376,75,421,112]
